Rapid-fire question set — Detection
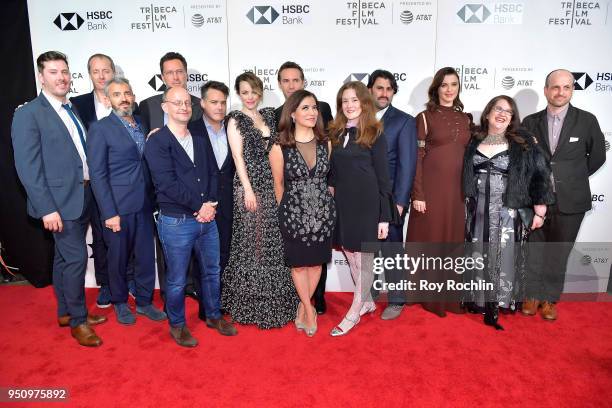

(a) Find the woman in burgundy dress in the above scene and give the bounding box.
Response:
[406,67,472,317]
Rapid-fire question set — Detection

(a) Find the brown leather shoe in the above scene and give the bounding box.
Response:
[521,299,540,316]
[206,318,238,336]
[170,326,198,347]
[58,314,108,327]
[540,301,558,321]
[70,324,103,347]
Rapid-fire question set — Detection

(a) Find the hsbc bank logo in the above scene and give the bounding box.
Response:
[457,4,490,23]
[572,72,594,90]
[457,3,523,24]
[54,11,112,31]
[247,6,279,24]
[149,75,167,92]
[54,13,84,30]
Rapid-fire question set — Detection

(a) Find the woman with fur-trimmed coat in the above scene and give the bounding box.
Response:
[463,95,554,330]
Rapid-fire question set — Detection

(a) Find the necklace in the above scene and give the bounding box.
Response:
[296,136,315,144]
[483,133,507,145]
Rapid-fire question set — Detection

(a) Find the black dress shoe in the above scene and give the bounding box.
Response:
[185,288,199,300]
[314,295,326,315]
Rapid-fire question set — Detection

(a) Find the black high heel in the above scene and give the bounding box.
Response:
[484,302,504,331]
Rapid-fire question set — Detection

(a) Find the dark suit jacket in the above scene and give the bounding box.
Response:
[87,113,153,220]
[11,92,86,220]
[139,93,203,132]
[70,91,140,131]
[187,119,235,221]
[274,100,333,130]
[380,105,417,208]
[522,104,606,214]
[144,126,218,216]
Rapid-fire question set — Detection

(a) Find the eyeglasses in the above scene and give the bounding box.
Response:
[164,100,194,108]
[493,105,513,116]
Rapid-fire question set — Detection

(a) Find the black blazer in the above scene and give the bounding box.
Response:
[144,125,218,216]
[274,100,333,130]
[139,93,203,132]
[70,91,140,131]
[522,104,606,214]
[187,119,235,220]
[463,129,555,209]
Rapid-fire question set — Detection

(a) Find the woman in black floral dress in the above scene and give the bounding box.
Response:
[270,90,336,337]
[222,72,298,329]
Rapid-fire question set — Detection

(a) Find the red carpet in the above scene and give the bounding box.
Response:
[0,286,611,407]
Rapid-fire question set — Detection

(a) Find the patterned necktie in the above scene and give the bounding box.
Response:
[61,104,87,156]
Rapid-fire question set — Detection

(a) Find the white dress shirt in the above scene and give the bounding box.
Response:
[94,91,112,120]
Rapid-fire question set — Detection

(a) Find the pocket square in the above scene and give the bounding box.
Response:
[569,137,579,142]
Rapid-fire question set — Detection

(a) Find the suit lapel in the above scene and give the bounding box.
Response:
[109,113,140,156]
[535,110,551,157]
[152,95,164,130]
[40,93,81,161]
[553,105,576,157]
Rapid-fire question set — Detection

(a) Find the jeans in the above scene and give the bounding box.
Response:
[157,213,221,327]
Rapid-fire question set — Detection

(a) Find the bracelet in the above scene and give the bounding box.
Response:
[534,213,546,221]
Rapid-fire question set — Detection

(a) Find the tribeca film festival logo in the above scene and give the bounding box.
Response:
[246,5,310,25]
[397,2,434,24]
[54,11,112,31]
[131,5,178,31]
[498,67,534,90]
[336,1,390,27]
[547,1,604,27]
[456,2,523,24]
[190,3,224,27]
[572,71,612,92]
[456,65,492,91]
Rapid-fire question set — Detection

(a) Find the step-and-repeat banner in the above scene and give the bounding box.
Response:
[26,0,612,291]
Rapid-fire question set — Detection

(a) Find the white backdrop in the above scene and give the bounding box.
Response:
[26,0,612,291]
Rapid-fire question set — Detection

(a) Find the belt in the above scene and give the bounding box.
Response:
[83,180,90,187]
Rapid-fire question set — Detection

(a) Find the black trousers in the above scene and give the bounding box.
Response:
[527,202,584,302]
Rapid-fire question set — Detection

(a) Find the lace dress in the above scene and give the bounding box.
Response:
[221,108,298,329]
[278,139,336,267]
[465,150,526,310]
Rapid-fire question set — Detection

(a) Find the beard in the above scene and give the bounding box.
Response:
[112,103,134,117]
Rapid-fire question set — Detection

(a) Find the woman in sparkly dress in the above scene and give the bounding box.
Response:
[270,90,336,337]
[222,72,298,329]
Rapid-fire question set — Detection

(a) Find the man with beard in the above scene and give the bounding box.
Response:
[88,77,167,325]
[367,69,417,320]
[70,53,138,308]
[522,69,606,320]
[12,51,107,347]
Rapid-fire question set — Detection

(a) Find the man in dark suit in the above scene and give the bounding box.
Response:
[522,69,606,320]
[12,51,107,347]
[139,52,203,132]
[367,69,417,320]
[274,61,333,314]
[145,87,237,347]
[274,61,333,129]
[88,77,166,325]
[140,51,203,300]
[70,53,119,308]
[188,81,234,321]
